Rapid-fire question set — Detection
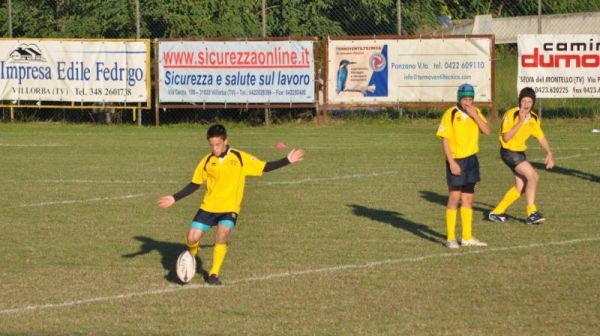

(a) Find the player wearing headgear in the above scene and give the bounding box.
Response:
[436,84,490,249]
[158,124,304,285]
[488,87,554,225]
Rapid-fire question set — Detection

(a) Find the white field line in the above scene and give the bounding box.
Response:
[28,172,398,186]
[0,237,597,316]
[0,144,64,147]
[530,152,600,161]
[38,179,179,185]
[20,194,145,207]
[257,171,398,185]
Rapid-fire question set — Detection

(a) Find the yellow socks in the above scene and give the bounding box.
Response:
[186,237,200,257]
[526,204,538,216]
[209,243,228,276]
[461,207,473,241]
[492,186,521,214]
[446,208,458,241]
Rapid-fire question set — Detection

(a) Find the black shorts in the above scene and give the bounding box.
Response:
[191,209,238,232]
[500,148,527,172]
[446,154,480,189]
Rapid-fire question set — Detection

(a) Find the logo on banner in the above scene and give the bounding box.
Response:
[369,53,386,72]
[7,44,47,63]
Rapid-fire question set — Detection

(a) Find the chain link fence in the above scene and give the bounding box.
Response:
[1,0,600,123]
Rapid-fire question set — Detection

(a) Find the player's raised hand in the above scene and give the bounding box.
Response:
[519,106,530,121]
[463,102,478,118]
[287,148,305,163]
[157,195,175,208]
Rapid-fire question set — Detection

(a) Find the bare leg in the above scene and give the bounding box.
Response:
[514,161,538,206]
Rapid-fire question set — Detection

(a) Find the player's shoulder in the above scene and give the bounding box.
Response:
[440,105,459,122]
[442,105,458,116]
[504,106,519,115]
[502,107,519,120]
[199,152,214,162]
[235,148,265,165]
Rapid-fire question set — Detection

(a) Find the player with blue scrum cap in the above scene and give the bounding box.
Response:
[436,84,490,249]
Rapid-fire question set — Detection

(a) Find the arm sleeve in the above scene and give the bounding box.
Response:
[477,109,487,122]
[500,114,513,135]
[532,120,545,140]
[172,182,201,201]
[191,155,210,184]
[241,151,266,176]
[436,109,453,140]
[263,157,290,172]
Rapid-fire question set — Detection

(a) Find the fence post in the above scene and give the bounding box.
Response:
[397,0,404,118]
[8,0,13,121]
[262,0,271,126]
[537,0,543,118]
[397,0,401,35]
[8,0,12,37]
[135,0,142,126]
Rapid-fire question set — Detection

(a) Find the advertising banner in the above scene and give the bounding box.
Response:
[158,40,315,104]
[0,39,149,104]
[327,37,492,104]
[518,34,600,98]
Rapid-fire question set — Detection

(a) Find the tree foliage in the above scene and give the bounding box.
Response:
[1,0,599,38]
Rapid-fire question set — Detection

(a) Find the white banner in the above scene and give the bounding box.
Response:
[327,37,492,104]
[518,34,600,98]
[158,40,315,104]
[0,39,149,103]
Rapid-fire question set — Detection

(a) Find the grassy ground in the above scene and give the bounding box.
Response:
[0,119,599,335]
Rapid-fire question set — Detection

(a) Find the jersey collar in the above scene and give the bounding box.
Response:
[218,146,231,159]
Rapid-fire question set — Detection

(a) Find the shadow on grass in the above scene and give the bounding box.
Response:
[419,190,496,220]
[348,204,445,244]
[122,236,213,284]
[531,161,600,183]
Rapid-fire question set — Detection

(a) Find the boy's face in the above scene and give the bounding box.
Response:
[520,97,533,112]
[459,97,473,108]
[208,136,228,156]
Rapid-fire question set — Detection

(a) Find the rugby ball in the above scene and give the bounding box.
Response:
[176,250,196,284]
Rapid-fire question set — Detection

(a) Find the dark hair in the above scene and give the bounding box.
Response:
[206,124,227,140]
[518,87,536,107]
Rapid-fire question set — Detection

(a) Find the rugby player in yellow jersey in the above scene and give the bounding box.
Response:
[436,84,490,249]
[488,87,554,225]
[158,124,304,285]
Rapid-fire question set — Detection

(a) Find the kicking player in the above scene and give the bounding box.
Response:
[437,83,490,249]
[488,87,554,224]
[158,124,304,285]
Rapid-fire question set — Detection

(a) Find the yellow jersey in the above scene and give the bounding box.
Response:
[436,105,486,159]
[191,148,266,213]
[499,107,545,152]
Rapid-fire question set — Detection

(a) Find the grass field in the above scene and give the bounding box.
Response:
[1,119,599,335]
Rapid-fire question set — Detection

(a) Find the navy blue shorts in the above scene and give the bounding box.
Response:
[500,148,527,172]
[446,155,480,189]
[191,209,238,232]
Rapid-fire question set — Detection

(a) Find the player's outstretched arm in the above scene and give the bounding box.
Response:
[538,137,554,169]
[263,149,305,173]
[157,182,201,208]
